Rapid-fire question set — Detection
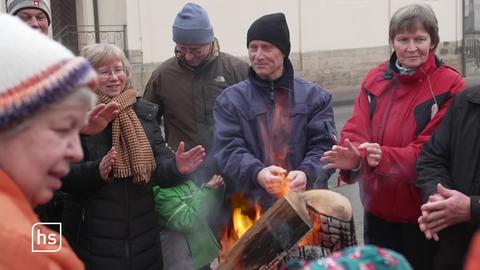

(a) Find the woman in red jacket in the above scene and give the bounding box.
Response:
[321,3,465,270]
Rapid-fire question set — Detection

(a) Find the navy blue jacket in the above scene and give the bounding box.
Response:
[213,58,336,208]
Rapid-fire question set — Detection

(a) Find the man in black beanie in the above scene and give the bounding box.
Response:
[213,13,336,211]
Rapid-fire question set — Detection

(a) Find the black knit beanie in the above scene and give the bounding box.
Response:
[247,13,291,56]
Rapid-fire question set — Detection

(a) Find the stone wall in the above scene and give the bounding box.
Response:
[291,41,463,91]
[129,41,463,95]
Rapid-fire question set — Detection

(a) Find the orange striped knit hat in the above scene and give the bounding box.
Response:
[0,14,97,129]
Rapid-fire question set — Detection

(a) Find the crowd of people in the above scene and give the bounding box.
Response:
[1,0,480,269]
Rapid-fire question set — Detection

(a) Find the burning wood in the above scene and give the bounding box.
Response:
[217,191,311,270]
[217,190,356,269]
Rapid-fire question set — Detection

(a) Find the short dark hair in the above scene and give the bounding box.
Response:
[389,3,439,51]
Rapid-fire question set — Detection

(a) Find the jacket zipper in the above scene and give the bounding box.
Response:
[124,181,131,263]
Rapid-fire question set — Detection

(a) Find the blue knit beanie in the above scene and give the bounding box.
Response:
[172,2,214,44]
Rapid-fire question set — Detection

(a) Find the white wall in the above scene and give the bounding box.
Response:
[89,0,463,64]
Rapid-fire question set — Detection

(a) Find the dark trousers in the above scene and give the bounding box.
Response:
[364,212,437,270]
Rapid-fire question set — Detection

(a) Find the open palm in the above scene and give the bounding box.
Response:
[321,138,361,170]
[175,141,206,175]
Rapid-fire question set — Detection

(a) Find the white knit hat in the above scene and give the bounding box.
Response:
[0,14,97,129]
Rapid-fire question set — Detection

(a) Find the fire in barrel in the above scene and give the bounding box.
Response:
[217,190,356,270]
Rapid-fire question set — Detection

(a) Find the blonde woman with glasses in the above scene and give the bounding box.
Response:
[61,43,206,270]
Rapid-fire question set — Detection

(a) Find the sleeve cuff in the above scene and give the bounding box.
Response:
[471,196,480,223]
[251,165,264,189]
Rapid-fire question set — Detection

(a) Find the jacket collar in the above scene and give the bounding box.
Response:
[385,51,440,83]
[0,170,37,222]
[366,52,440,96]
[248,57,294,95]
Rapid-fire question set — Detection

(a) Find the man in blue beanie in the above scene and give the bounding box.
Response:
[143,2,249,269]
[213,12,336,211]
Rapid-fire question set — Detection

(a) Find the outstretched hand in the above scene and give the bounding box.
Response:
[81,102,120,135]
[204,174,224,190]
[321,138,361,170]
[175,141,205,175]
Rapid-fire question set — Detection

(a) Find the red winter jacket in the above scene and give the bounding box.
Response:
[340,52,465,223]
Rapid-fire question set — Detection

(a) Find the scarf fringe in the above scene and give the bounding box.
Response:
[114,164,157,184]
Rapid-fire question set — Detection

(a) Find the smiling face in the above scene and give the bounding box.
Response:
[0,99,88,207]
[248,40,285,80]
[16,8,49,35]
[392,27,433,69]
[96,60,127,97]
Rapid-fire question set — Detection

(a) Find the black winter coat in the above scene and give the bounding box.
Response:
[62,98,186,270]
[417,85,480,270]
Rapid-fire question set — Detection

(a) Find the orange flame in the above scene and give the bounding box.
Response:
[219,194,262,260]
[298,207,322,247]
[274,174,291,198]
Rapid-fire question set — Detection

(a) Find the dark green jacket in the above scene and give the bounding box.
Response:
[144,50,248,152]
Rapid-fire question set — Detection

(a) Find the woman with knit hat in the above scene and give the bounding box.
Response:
[61,43,206,270]
[0,14,97,269]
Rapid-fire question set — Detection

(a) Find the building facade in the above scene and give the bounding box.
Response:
[4,0,477,93]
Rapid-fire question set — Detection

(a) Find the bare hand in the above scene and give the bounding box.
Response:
[286,170,307,193]
[321,138,361,170]
[175,141,205,175]
[359,142,382,167]
[99,147,116,180]
[257,165,288,198]
[418,184,470,240]
[204,174,224,190]
[81,102,120,135]
[418,193,444,241]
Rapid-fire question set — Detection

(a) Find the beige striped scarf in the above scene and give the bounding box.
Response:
[96,88,156,184]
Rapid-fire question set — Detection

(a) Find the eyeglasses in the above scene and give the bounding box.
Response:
[174,47,204,58]
[97,67,126,78]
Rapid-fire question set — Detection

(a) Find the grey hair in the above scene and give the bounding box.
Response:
[0,86,96,138]
[389,3,439,51]
[80,43,133,88]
